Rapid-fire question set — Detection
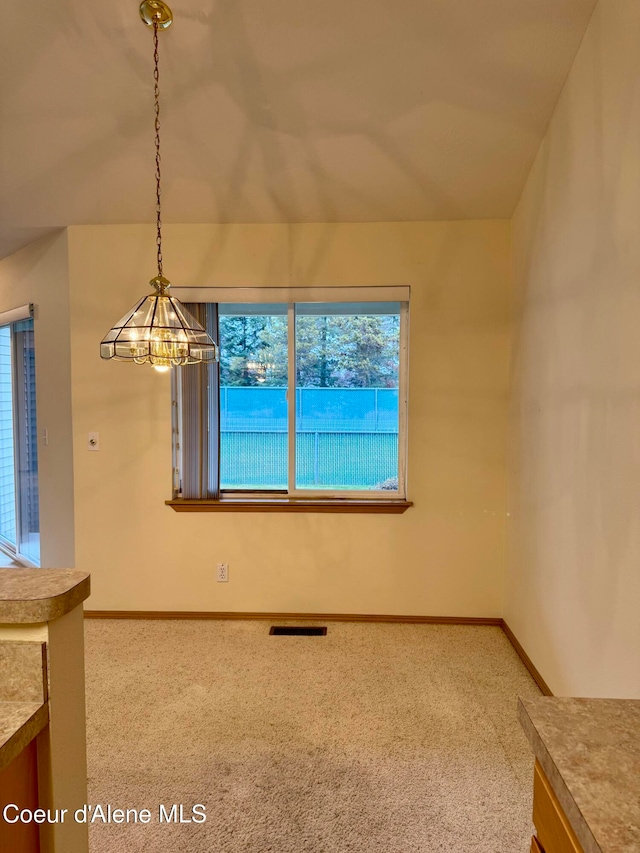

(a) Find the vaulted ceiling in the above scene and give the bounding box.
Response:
[1,0,596,258]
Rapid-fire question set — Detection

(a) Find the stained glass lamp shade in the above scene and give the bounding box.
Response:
[100,276,217,367]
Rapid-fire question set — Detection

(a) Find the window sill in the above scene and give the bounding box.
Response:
[166,497,413,514]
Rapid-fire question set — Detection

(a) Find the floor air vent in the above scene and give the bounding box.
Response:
[269,626,327,636]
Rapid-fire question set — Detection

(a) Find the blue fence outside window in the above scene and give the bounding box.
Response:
[220,387,399,489]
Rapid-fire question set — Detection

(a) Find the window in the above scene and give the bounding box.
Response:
[0,306,40,564]
[171,288,410,511]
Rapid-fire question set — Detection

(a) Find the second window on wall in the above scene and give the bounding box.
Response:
[0,312,39,565]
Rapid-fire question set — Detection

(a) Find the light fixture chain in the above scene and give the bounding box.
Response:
[100,2,219,368]
[153,21,163,277]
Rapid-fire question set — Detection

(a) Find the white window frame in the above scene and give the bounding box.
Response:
[0,303,39,566]
[173,287,410,502]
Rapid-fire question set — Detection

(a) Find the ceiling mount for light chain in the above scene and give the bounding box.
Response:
[139,0,173,29]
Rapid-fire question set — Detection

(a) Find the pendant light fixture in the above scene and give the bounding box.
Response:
[100,0,218,372]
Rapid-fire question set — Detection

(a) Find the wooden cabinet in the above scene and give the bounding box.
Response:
[532,761,584,853]
[0,737,40,852]
[0,575,91,853]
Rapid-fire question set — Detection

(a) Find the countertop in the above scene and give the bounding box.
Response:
[0,639,49,771]
[0,568,90,623]
[0,701,48,772]
[519,697,640,853]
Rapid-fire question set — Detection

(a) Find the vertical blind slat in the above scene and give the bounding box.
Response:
[178,304,220,499]
[206,304,220,498]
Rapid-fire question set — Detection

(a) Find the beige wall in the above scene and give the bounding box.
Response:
[506,0,640,697]
[67,221,510,615]
[0,232,75,567]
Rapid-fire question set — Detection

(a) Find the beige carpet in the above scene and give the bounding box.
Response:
[84,620,541,852]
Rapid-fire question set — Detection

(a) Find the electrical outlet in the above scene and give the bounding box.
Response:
[216,563,229,583]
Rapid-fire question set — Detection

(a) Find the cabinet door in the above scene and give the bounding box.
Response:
[0,738,40,852]
[533,761,583,853]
